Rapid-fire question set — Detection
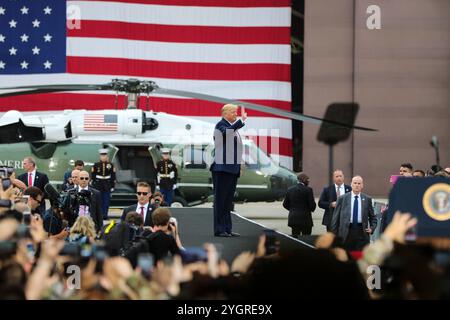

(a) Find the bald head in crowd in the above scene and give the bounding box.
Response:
[78,171,90,189]
[351,176,364,195]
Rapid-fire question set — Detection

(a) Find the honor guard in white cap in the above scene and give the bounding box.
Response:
[156,148,178,205]
[91,148,116,219]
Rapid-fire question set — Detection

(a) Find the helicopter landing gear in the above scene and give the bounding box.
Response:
[170,195,188,208]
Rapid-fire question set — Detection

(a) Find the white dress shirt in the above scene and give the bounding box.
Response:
[350,192,362,223]
[137,202,150,222]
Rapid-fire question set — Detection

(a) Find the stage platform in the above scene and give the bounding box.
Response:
[168,208,315,263]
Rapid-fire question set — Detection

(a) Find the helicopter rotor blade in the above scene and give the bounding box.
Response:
[154,87,377,131]
[0,84,113,97]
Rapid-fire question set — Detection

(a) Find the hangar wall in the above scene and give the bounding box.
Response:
[302,0,450,196]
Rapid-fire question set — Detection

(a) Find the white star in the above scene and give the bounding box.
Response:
[32,19,41,28]
[43,60,52,69]
[20,34,29,42]
[0,61,5,70]
[20,6,29,14]
[9,47,17,56]
[43,6,52,15]
[0,34,5,43]
[9,20,17,28]
[43,33,52,42]
[0,7,5,15]
[32,46,40,55]
[20,61,29,70]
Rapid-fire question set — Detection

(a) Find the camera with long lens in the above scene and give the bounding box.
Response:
[44,183,71,211]
[72,189,92,207]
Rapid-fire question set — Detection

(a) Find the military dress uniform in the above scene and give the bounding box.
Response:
[91,149,116,219]
[156,149,178,205]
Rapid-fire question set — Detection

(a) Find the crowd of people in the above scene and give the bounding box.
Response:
[0,154,449,299]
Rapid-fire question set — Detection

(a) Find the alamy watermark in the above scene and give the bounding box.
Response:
[366,5,381,30]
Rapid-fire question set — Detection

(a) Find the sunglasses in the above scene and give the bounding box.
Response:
[79,177,89,180]
[137,192,149,196]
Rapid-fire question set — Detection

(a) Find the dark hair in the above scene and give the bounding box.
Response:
[23,186,43,200]
[0,210,23,223]
[152,191,164,200]
[413,169,425,177]
[297,172,310,185]
[74,160,84,167]
[125,212,144,227]
[152,207,171,226]
[400,163,413,170]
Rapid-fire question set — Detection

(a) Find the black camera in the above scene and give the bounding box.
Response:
[0,199,12,209]
[0,166,14,190]
[76,189,91,206]
[0,241,17,258]
[263,229,280,255]
[0,225,32,259]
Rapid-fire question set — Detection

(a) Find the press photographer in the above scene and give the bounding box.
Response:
[151,192,167,208]
[66,171,103,232]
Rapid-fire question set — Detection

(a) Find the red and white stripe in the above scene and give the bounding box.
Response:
[0,0,292,168]
[83,114,118,132]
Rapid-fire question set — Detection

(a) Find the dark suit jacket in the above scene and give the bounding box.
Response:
[210,118,244,176]
[18,170,49,213]
[283,183,317,227]
[331,192,377,242]
[318,184,352,227]
[121,203,155,227]
[66,187,103,232]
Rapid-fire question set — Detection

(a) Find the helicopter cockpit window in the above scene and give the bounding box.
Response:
[243,141,275,169]
[184,145,207,169]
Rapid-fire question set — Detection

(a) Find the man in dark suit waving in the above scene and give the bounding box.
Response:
[121,182,155,227]
[210,104,247,237]
[318,170,352,231]
[18,157,49,214]
[331,176,377,251]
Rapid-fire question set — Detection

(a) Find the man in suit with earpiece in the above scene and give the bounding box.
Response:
[319,169,352,231]
[331,175,377,251]
[121,182,155,227]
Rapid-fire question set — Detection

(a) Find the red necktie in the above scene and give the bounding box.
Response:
[28,172,33,186]
[140,206,145,218]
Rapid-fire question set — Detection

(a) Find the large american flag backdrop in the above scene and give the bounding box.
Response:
[0,0,293,169]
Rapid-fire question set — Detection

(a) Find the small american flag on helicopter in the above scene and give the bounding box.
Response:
[83,114,118,132]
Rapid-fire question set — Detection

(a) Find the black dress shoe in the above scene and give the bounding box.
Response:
[229,232,240,237]
[215,232,231,237]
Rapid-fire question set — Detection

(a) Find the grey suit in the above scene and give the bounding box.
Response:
[331,192,377,244]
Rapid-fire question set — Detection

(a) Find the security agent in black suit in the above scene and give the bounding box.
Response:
[18,157,49,214]
[318,169,352,231]
[331,176,377,251]
[121,182,155,227]
[210,104,247,237]
[283,172,317,237]
[65,170,103,232]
